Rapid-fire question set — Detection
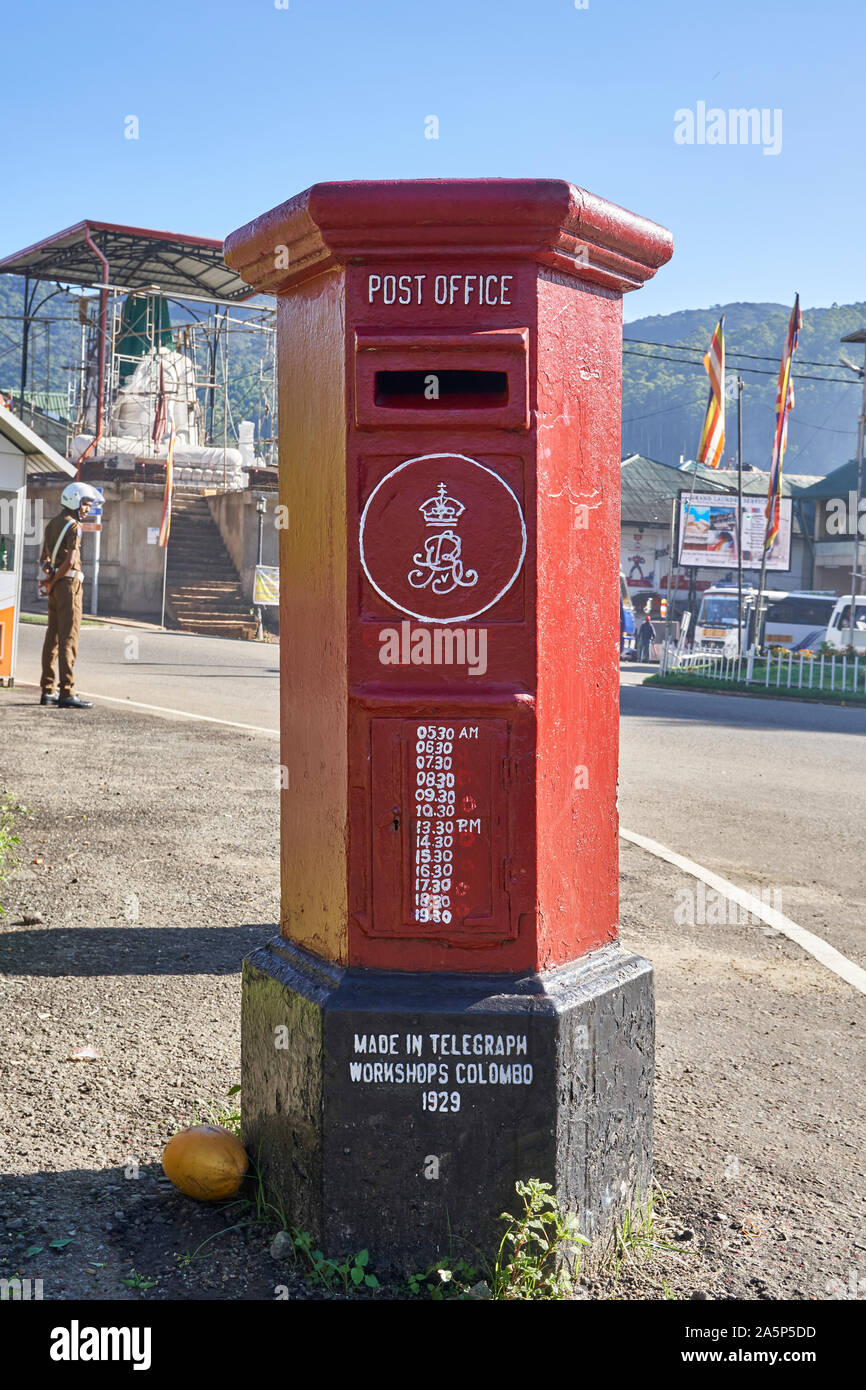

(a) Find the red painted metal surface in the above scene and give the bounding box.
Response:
[226,180,672,973]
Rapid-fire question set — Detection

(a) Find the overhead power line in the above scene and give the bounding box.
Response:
[623,337,851,371]
[622,401,695,424]
[622,347,856,385]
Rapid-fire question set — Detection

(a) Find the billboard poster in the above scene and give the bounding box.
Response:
[678,491,792,572]
[253,564,279,606]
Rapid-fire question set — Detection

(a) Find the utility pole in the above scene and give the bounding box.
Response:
[254,492,266,641]
[18,273,31,418]
[840,330,866,646]
[736,375,745,656]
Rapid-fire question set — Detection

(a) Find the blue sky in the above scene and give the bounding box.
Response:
[1,0,862,321]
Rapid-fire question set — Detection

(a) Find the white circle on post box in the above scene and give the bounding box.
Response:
[359,452,526,623]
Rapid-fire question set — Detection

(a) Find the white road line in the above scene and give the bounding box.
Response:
[620,827,866,996]
[74,689,280,737]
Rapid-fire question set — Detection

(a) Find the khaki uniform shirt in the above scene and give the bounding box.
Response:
[41,512,83,583]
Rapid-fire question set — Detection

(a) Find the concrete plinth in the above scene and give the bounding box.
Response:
[242,938,654,1274]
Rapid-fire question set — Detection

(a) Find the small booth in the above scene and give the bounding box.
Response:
[0,404,75,686]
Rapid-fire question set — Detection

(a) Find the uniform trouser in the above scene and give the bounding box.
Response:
[41,578,83,698]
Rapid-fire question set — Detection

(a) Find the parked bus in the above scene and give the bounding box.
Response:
[694,585,837,653]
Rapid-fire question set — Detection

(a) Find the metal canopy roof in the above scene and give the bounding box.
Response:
[0,220,255,302]
[0,404,75,476]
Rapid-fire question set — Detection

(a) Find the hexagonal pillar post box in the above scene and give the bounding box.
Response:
[225,180,672,1274]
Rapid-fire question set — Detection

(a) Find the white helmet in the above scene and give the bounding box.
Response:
[60,481,102,513]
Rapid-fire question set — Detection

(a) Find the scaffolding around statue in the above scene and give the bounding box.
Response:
[0,219,277,492]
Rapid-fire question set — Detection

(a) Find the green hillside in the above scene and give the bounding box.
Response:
[2,273,863,477]
[623,301,865,477]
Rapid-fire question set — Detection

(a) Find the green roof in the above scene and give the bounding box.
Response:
[676,460,822,498]
[620,453,730,525]
[620,453,822,529]
[797,459,862,499]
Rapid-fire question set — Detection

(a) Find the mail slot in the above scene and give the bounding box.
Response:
[354,328,529,431]
[374,370,509,409]
[225,179,673,1270]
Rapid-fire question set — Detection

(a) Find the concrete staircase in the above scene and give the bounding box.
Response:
[165,494,256,640]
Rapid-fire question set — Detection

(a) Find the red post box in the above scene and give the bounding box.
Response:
[225,180,672,1271]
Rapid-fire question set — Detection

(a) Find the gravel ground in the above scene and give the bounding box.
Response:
[0,691,862,1302]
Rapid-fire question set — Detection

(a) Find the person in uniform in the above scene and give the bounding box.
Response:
[39,481,102,709]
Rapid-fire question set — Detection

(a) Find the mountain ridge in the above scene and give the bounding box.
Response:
[623,300,866,478]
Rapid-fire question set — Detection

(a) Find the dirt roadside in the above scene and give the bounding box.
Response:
[0,693,862,1301]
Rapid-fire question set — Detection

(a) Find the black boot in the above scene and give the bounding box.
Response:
[58,696,93,709]
[40,692,59,706]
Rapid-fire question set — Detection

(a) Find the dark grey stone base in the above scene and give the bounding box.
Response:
[241,939,653,1275]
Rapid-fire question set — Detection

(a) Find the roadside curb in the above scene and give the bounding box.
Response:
[20,611,279,644]
[643,676,866,710]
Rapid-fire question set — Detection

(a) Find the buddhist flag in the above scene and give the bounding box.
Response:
[696,316,726,468]
[158,428,175,548]
[764,295,802,551]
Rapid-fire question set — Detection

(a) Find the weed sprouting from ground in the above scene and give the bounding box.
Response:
[491,1178,589,1300]
[189,1084,242,1137]
[600,1182,689,1296]
[0,795,23,917]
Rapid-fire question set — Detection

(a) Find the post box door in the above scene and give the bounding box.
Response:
[370,716,513,942]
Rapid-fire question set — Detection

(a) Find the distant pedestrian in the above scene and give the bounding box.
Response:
[637,615,656,662]
[39,481,102,709]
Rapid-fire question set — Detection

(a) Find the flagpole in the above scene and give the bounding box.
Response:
[682,465,700,634]
[664,494,677,664]
[160,541,168,630]
[758,296,801,653]
[756,536,769,652]
[691,313,726,647]
[846,339,866,646]
[157,422,175,630]
[736,376,744,656]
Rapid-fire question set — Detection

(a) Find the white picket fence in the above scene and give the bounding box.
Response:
[659,644,866,698]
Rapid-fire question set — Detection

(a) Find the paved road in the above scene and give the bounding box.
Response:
[17,622,866,967]
[6,626,863,1300]
[15,622,280,733]
[620,677,866,969]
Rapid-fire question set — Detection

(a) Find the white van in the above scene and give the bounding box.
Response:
[823,596,866,652]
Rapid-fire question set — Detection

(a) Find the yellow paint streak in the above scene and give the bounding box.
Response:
[278,271,348,964]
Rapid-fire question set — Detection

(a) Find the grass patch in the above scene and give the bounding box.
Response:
[20,612,102,628]
[592,1183,692,1299]
[0,795,24,918]
[190,1084,242,1138]
[646,671,866,704]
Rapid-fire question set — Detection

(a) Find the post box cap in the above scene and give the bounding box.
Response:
[224,179,673,297]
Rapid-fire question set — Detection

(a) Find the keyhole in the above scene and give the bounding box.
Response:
[392,810,401,832]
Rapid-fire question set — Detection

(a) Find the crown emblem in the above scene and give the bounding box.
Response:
[419,482,465,528]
